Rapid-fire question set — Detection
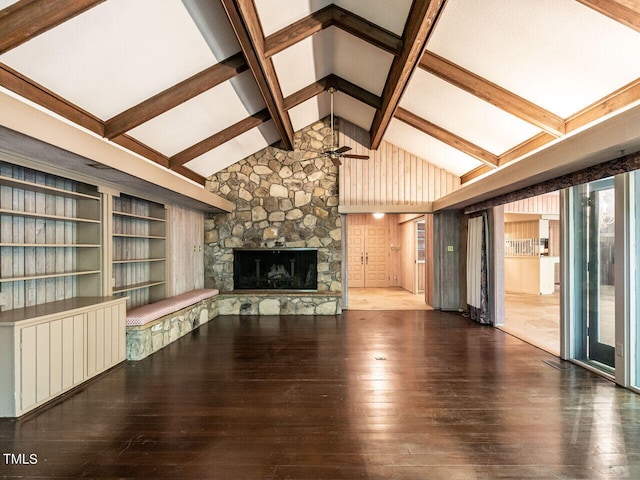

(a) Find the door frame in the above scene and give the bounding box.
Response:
[569,177,616,372]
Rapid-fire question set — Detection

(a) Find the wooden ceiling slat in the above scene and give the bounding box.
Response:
[170,109,271,169]
[263,5,402,58]
[395,107,499,168]
[0,0,105,55]
[420,51,566,137]
[0,63,104,136]
[577,0,640,32]
[369,0,446,150]
[221,0,294,150]
[104,53,248,139]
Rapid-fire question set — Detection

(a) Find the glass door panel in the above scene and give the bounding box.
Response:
[574,178,615,369]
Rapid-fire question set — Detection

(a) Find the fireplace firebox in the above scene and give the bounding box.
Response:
[233,248,318,291]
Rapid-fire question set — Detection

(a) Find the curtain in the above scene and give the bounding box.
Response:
[466,213,490,324]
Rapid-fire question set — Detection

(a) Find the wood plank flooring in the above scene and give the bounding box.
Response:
[2,310,640,479]
[347,287,432,310]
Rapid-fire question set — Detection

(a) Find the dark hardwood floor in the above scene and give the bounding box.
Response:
[2,310,640,479]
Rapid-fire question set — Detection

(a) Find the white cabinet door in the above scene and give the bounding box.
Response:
[49,319,63,397]
[20,326,37,412]
[35,323,49,404]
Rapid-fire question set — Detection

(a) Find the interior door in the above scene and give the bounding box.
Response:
[364,226,389,288]
[348,225,365,288]
[347,225,389,288]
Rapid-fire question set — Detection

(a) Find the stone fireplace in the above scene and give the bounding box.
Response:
[233,248,318,291]
[204,118,341,315]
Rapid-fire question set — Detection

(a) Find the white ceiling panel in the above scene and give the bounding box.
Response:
[333,28,393,97]
[272,28,333,98]
[334,0,412,36]
[385,119,481,177]
[273,27,392,98]
[182,0,241,60]
[185,122,281,177]
[334,92,376,131]
[128,71,265,157]
[428,0,640,118]
[289,93,331,132]
[0,0,216,120]
[254,0,332,36]
[0,1,18,10]
[402,69,541,155]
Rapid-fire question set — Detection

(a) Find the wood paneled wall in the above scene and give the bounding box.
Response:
[338,120,460,206]
[504,220,540,241]
[399,220,415,293]
[504,192,560,214]
[168,203,204,295]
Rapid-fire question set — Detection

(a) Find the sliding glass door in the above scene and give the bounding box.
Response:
[573,177,616,369]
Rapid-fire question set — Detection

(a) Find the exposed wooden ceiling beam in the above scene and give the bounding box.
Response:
[0,63,104,136]
[263,5,333,58]
[0,0,105,55]
[221,0,294,150]
[170,109,271,169]
[460,165,494,184]
[330,75,382,110]
[395,107,499,168]
[577,0,640,32]
[565,77,640,133]
[282,76,331,111]
[330,5,403,57]
[0,64,207,185]
[281,74,382,112]
[497,132,555,167]
[369,0,446,150]
[263,4,402,58]
[111,135,170,169]
[420,51,566,137]
[104,53,248,139]
[172,165,207,185]
[497,77,640,167]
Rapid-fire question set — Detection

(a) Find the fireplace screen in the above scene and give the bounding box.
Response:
[233,248,318,291]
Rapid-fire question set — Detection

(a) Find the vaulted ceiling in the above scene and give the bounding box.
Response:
[1,0,640,190]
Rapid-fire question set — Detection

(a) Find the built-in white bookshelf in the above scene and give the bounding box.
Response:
[0,162,102,311]
[112,194,166,309]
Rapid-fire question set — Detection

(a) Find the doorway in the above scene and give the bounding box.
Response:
[499,192,561,355]
[346,213,432,311]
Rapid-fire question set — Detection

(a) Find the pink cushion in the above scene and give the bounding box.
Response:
[126,289,219,326]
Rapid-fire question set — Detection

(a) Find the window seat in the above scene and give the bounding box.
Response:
[125,289,219,360]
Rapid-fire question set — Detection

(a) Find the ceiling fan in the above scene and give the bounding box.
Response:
[314,87,370,167]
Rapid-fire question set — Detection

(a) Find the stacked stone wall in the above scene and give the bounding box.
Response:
[204,118,341,294]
